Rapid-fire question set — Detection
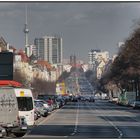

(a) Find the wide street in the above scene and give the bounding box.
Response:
[23,99,140,139]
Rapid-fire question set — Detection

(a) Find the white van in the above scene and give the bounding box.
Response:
[0,87,27,137]
[14,88,34,126]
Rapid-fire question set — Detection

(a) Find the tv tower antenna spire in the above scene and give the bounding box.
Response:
[24,4,30,57]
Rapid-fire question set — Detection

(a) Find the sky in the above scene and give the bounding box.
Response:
[0,2,140,62]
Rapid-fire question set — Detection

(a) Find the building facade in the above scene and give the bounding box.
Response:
[88,50,109,68]
[88,49,109,79]
[0,37,7,52]
[34,36,63,64]
[70,55,76,67]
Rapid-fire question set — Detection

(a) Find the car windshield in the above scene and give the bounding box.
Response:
[17,97,33,111]
[40,100,47,104]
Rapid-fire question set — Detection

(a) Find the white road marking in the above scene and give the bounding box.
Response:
[86,102,123,138]
[70,101,79,136]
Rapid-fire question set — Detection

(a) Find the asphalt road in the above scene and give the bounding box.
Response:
[23,100,140,138]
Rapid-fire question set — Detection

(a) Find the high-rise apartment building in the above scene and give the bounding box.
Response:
[34,36,63,64]
[34,38,44,60]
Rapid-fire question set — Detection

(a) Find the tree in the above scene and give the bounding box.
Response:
[13,69,56,98]
[13,69,28,87]
[57,71,70,83]
[101,25,140,100]
[31,78,56,97]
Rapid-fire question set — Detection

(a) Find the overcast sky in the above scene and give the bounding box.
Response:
[0,2,140,62]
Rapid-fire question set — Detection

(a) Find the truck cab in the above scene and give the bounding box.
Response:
[15,88,34,126]
[0,80,34,137]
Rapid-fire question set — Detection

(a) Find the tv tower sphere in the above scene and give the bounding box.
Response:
[24,24,29,33]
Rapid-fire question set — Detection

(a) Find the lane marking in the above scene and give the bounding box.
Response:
[108,103,140,123]
[86,102,123,138]
[99,101,140,127]
[70,101,79,136]
[25,102,80,138]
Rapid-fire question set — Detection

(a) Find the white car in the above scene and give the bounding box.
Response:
[35,99,53,113]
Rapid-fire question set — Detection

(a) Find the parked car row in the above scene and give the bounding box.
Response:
[34,94,69,121]
[69,95,95,102]
[109,91,140,109]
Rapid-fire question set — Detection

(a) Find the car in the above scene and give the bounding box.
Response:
[34,101,48,117]
[56,97,65,107]
[90,96,95,102]
[35,99,53,113]
[85,96,91,102]
[34,108,41,120]
[72,96,78,102]
[80,96,86,101]
[53,99,61,109]
[0,126,6,138]
[37,95,57,110]
[132,101,140,109]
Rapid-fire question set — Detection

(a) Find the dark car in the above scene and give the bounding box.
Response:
[132,101,140,109]
[72,96,78,102]
[90,96,95,102]
[56,97,65,107]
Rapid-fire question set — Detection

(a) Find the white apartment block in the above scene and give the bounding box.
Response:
[118,42,125,48]
[14,54,58,83]
[88,49,109,79]
[88,50,109,66]
[29,45,37,56]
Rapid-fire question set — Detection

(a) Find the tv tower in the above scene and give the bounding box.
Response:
[24,5,30,57]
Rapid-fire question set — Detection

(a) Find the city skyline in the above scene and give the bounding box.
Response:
[0,2,140,62]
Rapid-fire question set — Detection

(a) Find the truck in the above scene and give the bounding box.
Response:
[0,80,34,137]
[0,87,27,137]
